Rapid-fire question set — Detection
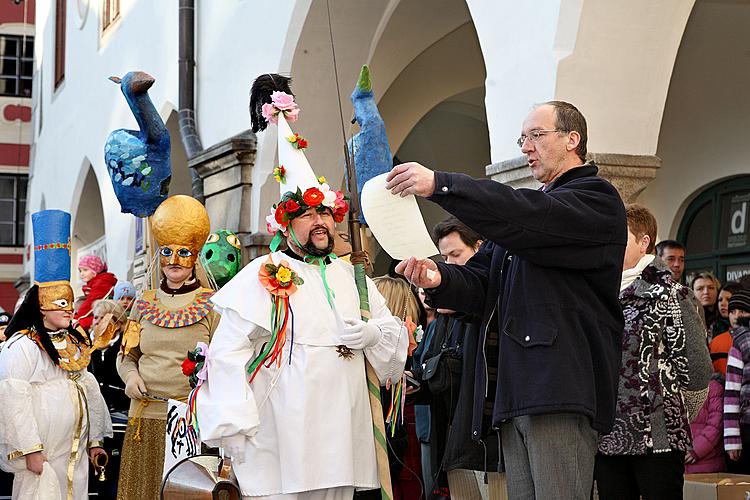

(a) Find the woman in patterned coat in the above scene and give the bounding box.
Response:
[594,204,712,500]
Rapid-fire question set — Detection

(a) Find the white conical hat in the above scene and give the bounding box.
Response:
[277,114,319,195]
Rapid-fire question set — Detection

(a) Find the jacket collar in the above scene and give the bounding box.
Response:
[544,161,599,192]
[620,257,674,301]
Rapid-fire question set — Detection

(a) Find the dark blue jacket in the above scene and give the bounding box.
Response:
[424,163,627,435]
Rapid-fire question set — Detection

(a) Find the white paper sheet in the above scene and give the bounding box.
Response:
[361,173,439,260]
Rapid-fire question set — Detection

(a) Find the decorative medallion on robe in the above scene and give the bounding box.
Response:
[24,328,92,372]
[135,289,214,328]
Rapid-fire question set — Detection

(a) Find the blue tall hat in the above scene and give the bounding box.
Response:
[32,210,74,311]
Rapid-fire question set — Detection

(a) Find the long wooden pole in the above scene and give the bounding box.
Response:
[344,143,392,500]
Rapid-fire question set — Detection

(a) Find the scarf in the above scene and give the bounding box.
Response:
[620,254,655,292]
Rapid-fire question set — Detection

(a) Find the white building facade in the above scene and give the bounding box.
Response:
[26,0,750,288]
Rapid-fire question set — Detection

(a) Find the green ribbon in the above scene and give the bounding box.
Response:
[288,228,337,309]
[269,231,284,252]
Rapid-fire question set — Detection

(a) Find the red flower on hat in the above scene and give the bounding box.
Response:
[275,205,286,225]
[284,199,301,213]
[302,188,324,207]
[333,199,349,223]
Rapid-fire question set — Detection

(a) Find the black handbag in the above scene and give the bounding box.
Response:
[422,346,462,394]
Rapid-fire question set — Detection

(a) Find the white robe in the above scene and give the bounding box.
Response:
[197,252,408,498]
[0,334,113,500]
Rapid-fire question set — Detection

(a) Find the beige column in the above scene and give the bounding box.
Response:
[190,131,266,263]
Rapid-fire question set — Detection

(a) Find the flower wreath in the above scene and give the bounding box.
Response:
[265,180,349,235]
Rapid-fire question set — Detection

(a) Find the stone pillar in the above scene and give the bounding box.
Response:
[189,130,278,263]
[486,156,542,190]
[190,131,256,236]
[486,153,661,203]
[589,153,661,203]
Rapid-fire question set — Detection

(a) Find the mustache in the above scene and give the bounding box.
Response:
[308,225,332,236]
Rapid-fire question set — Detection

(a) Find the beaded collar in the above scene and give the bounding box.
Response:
[135,288,214,329]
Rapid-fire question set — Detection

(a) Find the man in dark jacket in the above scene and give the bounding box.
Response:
[386,101,627,499]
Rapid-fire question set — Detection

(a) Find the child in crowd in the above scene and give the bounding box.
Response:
[74,255,117,332]
[723,290,750,472]
[686,372,726,473]
[710,282,745,373]
[113,281,136,313]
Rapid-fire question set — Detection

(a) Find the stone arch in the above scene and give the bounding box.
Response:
[638,0,750,238]
[554,0,695,156]
[257,0,488,234]
[69,161,106,293]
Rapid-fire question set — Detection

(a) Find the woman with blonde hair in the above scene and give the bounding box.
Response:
[91,299,129,414]
[373,275,422,499]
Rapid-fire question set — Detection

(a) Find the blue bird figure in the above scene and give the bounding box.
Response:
[348,65,393,225]
[104,71,171,218]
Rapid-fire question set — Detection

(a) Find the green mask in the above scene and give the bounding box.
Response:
[200,230,242,288]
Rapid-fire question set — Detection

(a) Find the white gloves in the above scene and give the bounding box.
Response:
[124,372,147,400]
[221,435,247,463]
[220,431,258,464]
[340,319,382,350]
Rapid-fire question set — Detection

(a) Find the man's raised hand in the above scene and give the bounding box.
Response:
[385,162,436,198]
[395,257,441,289]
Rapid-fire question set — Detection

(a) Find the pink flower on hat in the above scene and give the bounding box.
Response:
[270,91,296,111]
[78,254,107,274]
[284,107,300,123]
[262,103,279,125]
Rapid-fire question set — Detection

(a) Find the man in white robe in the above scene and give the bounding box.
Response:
[197,204,408,500]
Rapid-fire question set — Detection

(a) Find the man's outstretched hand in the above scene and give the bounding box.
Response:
[395,257,441,289]
[386,162,436,198]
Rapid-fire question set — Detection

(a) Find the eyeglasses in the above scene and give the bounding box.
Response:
[517,129,562,148]
[159,247,192,258]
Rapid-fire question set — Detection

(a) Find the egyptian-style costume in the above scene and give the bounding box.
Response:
[116,195,218,500]
[196,76,408,499]
[0,210,113,500]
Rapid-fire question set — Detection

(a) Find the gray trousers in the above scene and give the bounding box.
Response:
[501,413,597,500]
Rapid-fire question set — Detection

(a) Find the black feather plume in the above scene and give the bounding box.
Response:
[249,74,294,133]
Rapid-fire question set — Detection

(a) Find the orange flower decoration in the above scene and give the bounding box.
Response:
[302,187,324,207]
[405,316,418,355]
[258,257,303,298]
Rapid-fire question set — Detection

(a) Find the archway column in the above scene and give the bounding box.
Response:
[486,153,661,203]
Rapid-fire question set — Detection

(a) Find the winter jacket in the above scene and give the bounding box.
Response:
[710,330,731,376]
[75,272,117,331]
[411,313,501,475]
[424,163,627,436]
[724,326,750,450]
[687,376,726,473]
[597,259,712,455]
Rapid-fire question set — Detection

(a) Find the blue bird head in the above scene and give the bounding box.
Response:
[105,71,171,217]
[349,65,393,224]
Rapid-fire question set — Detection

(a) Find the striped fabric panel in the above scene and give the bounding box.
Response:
[725,346,744,450]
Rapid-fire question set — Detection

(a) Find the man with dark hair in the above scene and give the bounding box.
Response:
[432,216,482,264]
[385,101,627,499]
[411,217,504,498]
[656,240,686,282]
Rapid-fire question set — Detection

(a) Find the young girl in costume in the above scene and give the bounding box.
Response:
[0,210,112,499]
[113,281,136,314]
[74,254,117,333]
[116,195,218,500]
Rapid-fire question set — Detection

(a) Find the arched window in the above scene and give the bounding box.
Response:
[678,176,750,284]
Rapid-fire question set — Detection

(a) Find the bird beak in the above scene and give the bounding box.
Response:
[109,76,122,84]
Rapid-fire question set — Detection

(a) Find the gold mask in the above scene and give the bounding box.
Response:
[159,244,197,269]
[151,195,211,270]
[37,281,74,312]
